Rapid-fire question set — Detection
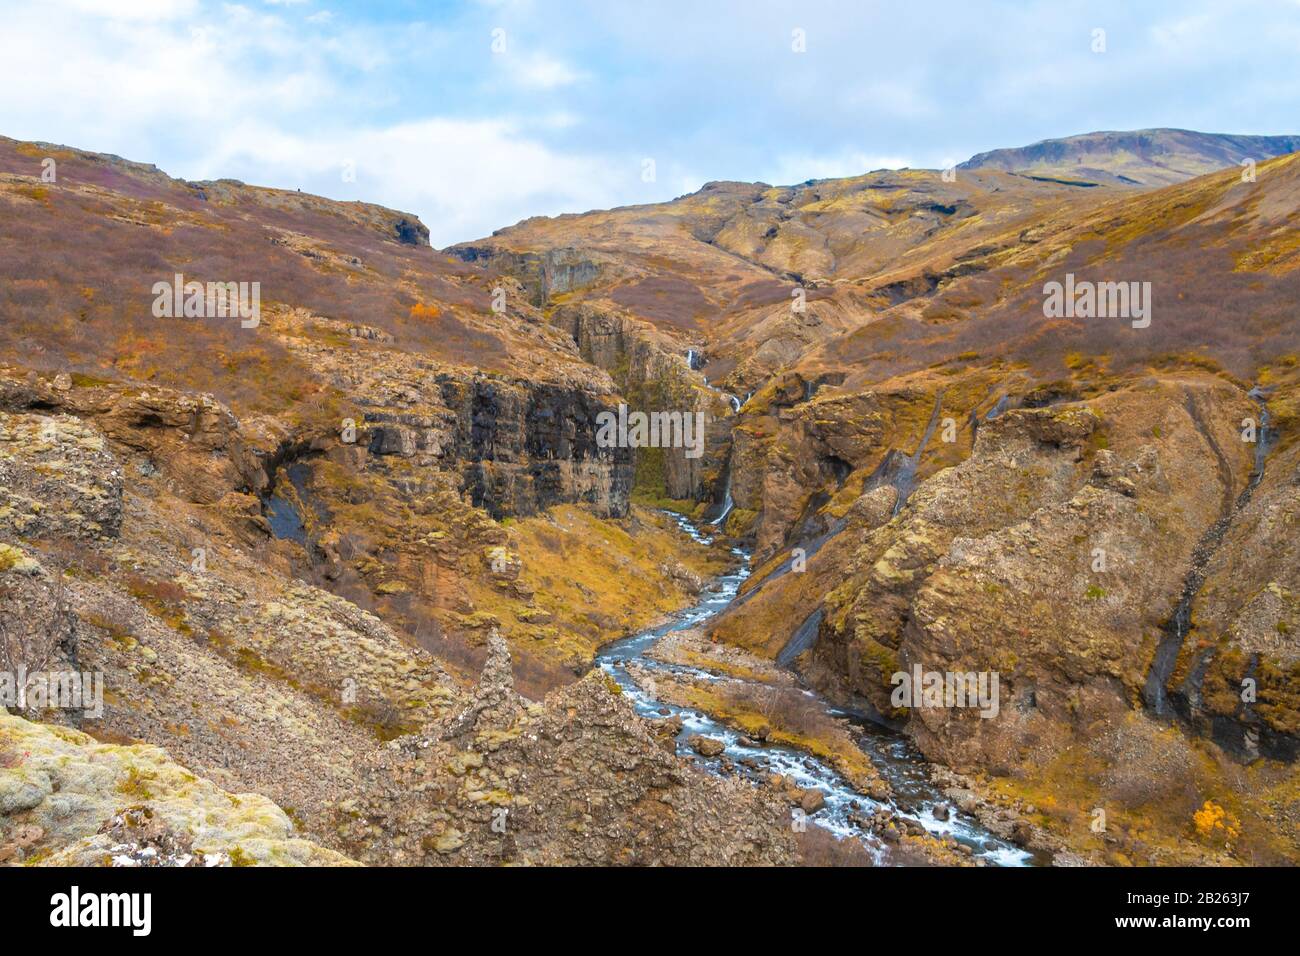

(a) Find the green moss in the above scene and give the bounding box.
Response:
[598,671,623,695]
[69,372,115,388]
[116,766,156,799]
[722,508,758,537]
[227,846,256,867]
[629,488,696,513]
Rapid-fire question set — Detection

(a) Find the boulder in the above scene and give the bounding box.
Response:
[688,735,726,757]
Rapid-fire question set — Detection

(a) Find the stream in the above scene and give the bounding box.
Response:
[1143,388,1275,717]
[595,511,1035,866]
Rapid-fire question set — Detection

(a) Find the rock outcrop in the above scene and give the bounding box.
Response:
[815,380,1258,772]
[336,637,798,866]
[0,710,355,866]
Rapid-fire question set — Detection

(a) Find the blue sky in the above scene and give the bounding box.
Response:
[3,0,1299,245]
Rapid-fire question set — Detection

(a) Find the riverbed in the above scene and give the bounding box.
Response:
[594,511,1034,866]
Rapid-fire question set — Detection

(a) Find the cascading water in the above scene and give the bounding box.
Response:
[1143,387,1275,717]
[711,469,734,526]
[595,511,1035,866]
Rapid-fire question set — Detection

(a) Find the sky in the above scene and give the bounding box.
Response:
[2,0,1299,246]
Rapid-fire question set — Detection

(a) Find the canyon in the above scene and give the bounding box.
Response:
[1,128,1298,866]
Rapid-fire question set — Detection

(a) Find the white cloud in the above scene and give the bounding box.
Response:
[500,52,586,90]
[56,0,198,19]
[201,118,628,245]
[766,152,912,185]
[0,1,626,243]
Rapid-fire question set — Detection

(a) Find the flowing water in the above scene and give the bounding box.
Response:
[595,511,1035,866]
[1143,388,1275,716]
[711,471,734,526]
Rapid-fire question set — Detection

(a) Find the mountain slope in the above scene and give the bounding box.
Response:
[3,128,1299,868]
[959,128,1300,187]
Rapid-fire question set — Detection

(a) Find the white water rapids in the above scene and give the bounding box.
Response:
[594,512,1034,866]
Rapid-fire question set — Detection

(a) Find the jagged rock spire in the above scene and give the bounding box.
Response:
[441,630,523,741]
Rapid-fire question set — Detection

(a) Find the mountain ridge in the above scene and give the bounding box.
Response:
[958,127,1300,187]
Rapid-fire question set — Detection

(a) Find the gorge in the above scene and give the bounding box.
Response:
[1,127,1299,868]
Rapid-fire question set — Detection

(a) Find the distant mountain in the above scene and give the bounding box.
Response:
[959,128,1300,186]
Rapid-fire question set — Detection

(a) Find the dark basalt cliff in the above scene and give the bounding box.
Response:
[366,373,632,520]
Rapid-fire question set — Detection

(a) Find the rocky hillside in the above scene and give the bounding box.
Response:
[446,130,1300,864]
[3,128,1298,867]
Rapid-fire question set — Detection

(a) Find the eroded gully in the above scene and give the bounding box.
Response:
[595,511,1034,867]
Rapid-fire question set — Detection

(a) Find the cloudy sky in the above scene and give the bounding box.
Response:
[3,0,1298,245]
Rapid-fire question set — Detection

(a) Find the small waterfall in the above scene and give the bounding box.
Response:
[1143,387,1275,717]
[711,469,734,526]
[728,394,741,413]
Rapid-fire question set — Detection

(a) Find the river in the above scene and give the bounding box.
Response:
[595,511,1034,866]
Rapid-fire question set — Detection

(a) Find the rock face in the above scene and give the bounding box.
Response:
[363,372,634,518]
[444,375,633,519]
[728,374,890,561]
[337,640,798,866]
[392,216,430,247]
[1176,437,1300,762]
[447,245,605,306]
[0,373,287,506]
[549,302,732,503]
[0,710,355,866]
[812,379,1273,772]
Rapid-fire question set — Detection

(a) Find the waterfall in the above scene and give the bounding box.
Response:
[1143,386,1275,718]
[711,470,734,526]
